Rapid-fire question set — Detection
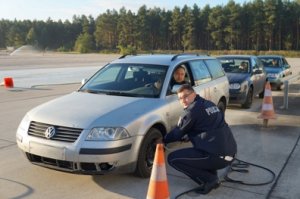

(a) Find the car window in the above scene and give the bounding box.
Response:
[88,64,121,84]
[283,58,289,66]
[259,57,280,68]
[218,58,250,73]
[252,58,259,72]
[80,63,167,98]
[205,59,225,78]
[189,60,211,85]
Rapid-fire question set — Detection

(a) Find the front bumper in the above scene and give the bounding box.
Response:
[268,77,282,87]
[228,89,247,104]
[16,128,142,174]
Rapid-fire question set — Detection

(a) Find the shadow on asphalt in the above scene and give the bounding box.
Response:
[0,178,35,198]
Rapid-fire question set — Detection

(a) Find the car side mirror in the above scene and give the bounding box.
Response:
[81,78,87,85]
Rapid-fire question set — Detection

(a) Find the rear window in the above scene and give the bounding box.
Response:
[205,59,225,78]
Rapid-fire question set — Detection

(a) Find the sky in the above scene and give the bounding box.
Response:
[0,0,248,21]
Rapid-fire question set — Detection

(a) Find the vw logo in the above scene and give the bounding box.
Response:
[44,126,56,139]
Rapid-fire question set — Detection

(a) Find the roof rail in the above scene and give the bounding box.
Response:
[118,54,129,59]
[119,53,154,59]
[171,53,200,61]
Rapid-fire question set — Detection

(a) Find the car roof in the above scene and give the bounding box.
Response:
[257,55,283,58]
[217,55,256,59]
[110,54,212,66]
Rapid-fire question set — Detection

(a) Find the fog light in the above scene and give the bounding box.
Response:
[99,162,114,171]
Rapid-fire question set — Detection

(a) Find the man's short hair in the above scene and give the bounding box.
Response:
[177,84,194,93]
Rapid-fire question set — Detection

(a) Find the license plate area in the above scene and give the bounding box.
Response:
[29,142,65,160]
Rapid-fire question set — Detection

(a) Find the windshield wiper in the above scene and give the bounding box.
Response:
[79,89,143,97]
[105,91,137,97]
[79,89,103,94]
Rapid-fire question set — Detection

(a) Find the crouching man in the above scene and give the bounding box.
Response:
[163,84,237,194]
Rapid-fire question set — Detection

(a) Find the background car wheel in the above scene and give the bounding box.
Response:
[217,100,226,113]
[241,87,253,109]
[259,88,264,98]
[135,128,162,178]
[276,84,282,90]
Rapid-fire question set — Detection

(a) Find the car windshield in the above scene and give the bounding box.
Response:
[259,57,280,68]
[79,63,168,98]
[218,58,250,73]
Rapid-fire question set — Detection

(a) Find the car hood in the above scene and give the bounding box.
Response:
[226,73,249,83]
[264,67,283,74]
[28,92,164,129]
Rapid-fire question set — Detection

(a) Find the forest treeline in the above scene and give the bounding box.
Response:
[0,0,300,53]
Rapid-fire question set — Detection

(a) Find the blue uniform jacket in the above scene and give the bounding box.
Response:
[164,95,237,156]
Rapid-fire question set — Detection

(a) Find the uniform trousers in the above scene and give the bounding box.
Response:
[167,147,231,185]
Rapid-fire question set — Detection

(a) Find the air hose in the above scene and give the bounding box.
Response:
[172,157,276,198]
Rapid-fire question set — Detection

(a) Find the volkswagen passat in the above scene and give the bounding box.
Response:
[16,54,229,177]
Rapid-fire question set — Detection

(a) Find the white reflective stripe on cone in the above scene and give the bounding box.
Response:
[151,164,167,182]
[262,104,274,111]
[264,89,272,96]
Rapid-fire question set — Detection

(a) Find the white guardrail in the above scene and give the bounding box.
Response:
[281,72,300,109]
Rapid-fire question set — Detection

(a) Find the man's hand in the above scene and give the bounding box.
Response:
[181,134,189,142]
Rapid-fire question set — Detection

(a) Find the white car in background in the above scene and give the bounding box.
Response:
[16,54,229,178]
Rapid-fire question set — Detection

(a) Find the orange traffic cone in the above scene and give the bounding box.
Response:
[3,77,14,88]
[146,143,170,199]
[258,81,277,127]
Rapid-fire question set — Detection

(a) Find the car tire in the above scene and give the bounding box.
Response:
[241,87,253,109]
[276,84,282,91]
[217,100,226,113]
[259,87,264,98]
[135,127,162,178]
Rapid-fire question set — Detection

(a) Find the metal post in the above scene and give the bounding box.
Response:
[281,72,300,110]
[283,80,289,109]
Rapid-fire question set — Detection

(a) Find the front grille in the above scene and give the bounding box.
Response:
[26,153,75,171]
[25,153,115,173]
[28,121,83,143]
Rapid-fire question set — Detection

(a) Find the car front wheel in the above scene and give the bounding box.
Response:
[135,127,162,178]
[217,100,226,113]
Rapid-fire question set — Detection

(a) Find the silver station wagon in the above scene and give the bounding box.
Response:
[16,54,229,177]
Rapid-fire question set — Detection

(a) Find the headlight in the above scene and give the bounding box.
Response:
[229,83,241,89]
[230,81,248,91]
[86,127,130,141]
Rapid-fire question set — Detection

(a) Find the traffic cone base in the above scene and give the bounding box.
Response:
[146,144,170,199]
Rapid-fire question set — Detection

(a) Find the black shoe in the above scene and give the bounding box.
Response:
[194,179,220,195]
